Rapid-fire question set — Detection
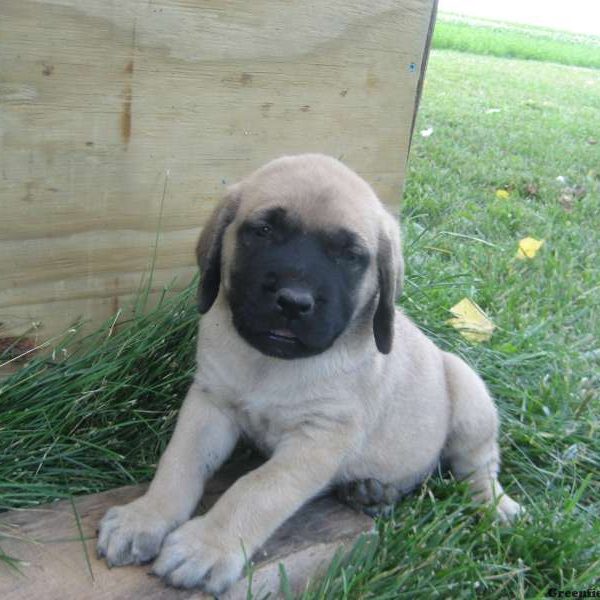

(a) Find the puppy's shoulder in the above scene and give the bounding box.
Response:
[390,308,444,367]
[393,308,436,345]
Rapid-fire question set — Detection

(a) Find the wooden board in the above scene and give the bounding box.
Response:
[0,455,375,599]
[0,0,436,357]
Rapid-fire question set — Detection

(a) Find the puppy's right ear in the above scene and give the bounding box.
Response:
[196,185,241,313]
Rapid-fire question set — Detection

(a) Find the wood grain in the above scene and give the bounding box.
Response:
[0,0,435,351]
[0,453,376,599]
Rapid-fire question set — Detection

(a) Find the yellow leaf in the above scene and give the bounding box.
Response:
[516,237,544,259]
[495,189,510,200]
[446,298,495,343]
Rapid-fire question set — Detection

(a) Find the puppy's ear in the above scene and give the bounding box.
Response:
[373,213,403,354]
[196,185,241,313]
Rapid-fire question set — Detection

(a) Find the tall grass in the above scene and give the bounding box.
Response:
[0,283,198,509]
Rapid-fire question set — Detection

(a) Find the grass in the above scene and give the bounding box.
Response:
[0,286,198,509]
[301,49,600,598]
[433,17,600,69]
[1,41,600,600]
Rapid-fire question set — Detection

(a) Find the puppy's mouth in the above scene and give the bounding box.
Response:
[230,310,333,359]
[255,326,319,359]
[265,328,298,343]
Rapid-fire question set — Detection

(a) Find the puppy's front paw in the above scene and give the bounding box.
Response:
[96,498,178,567]
[152,517,245,594]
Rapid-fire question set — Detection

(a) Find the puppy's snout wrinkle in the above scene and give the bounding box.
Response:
[275,287,315,319]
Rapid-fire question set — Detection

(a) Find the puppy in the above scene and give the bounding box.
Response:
[97,154,522,594]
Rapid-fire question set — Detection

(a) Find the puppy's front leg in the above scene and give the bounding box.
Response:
[153,426,357,594]
[97,383,239,566]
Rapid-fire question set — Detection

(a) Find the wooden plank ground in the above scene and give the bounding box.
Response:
[0,0,435,358]
[0,455,376,599]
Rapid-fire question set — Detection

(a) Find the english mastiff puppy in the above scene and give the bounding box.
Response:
[97,154,522,594]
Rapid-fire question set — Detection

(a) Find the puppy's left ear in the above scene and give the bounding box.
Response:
[373,212,404,354]
[196,185,241,313]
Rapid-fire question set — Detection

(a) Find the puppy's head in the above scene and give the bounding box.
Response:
[196,154,403,359]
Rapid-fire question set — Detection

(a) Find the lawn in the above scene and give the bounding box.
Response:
[434,16,600,69]
[1,27,599,600]
[302,49,600,598]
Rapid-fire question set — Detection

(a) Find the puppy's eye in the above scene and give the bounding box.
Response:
[255,224,272,238]
[341,247,364,265]
[331,246,363,266]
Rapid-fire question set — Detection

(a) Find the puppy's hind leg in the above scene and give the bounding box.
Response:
[442,352,522,522]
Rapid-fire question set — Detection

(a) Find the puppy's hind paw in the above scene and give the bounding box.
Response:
[495,494,524,524]
[336,478,401,517]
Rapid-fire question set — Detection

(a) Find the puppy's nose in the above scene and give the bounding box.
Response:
[275,287,315,319]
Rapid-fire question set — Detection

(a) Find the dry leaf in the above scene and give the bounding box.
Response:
[516,237,544,259]
[495,189,510,200]
[0,336,36,361]
[559,192,574,212]
[587,138,597,145]
[447,298,495,343]
[558,185,586,211]
[571,185,587,200]
[523,183,539,198]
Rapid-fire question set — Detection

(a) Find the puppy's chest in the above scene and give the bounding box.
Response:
[225,379,339,454]
[230,395,299,454]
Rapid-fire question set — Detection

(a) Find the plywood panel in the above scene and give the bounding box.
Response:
[0,0,435,350]
[0,453,375,599]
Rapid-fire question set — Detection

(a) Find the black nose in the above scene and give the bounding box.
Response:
[275,287,315,319]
